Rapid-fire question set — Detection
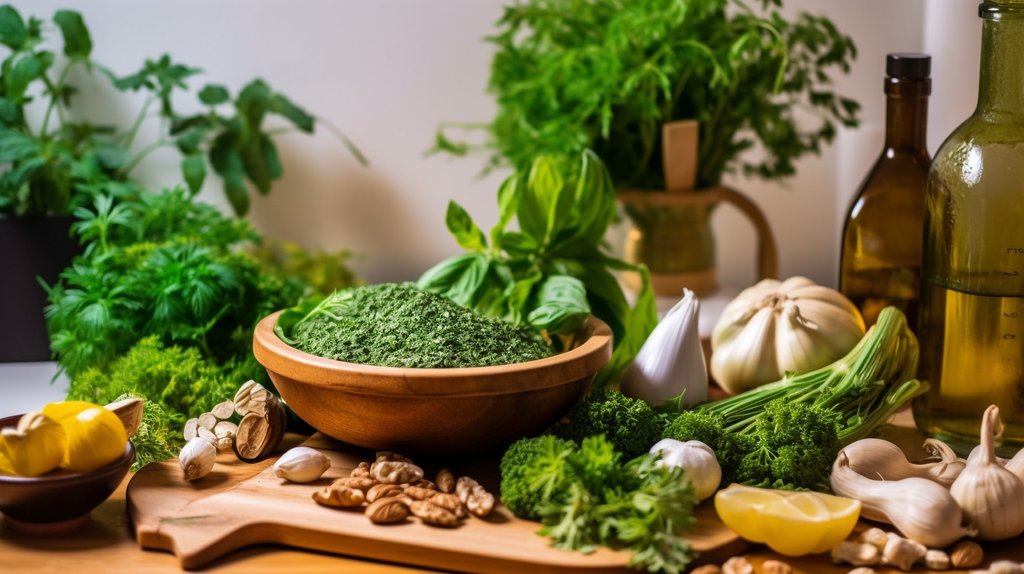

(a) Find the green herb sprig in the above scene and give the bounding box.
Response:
[0,5,364,217]
[500,434,697,573]
[418,150,657,386]
[434,0,859,190]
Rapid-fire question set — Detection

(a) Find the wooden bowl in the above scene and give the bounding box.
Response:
[253,311,613,454]
[0,413,135,534]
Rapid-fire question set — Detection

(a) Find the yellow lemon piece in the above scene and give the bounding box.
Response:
[0,412,67,477]
[715,484,861,556]
[0,446,15,475]
[59,407,127,473]
[42,401,101,423]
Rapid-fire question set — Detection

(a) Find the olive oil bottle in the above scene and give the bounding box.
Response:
[914,1,1024,457]
[839,53,931,329]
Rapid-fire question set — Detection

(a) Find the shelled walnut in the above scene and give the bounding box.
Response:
[312,451,495,526]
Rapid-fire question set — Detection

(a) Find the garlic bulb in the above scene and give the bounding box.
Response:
[273,446,332,483]
[649,438,721,501]
[1006,448,1024,482]
[950,405,1024,541]
[180,436,217,481]
[621,289,707,409]
[710,277,865,395]
[830,451,976,548]
[842,438,964,488]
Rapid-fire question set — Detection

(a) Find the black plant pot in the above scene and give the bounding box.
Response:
[0,216,80,362]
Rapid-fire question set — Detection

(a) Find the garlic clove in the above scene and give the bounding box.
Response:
[273,446,332,483]
[950,405,1024,541]
[621,289,707,409]
[650,438,721,501]
[830,451,976,547]
[180,436,217,481]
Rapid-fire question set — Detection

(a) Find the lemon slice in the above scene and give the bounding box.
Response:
[715,484,861,556]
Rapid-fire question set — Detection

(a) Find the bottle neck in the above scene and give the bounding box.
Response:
[977,7,1024,115]
[885,91,929,152]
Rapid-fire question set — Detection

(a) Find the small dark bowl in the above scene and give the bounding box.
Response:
[0,413,135,533]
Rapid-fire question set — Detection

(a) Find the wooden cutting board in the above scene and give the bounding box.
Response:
[127,433,748,572]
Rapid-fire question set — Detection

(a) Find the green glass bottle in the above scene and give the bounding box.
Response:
[914,1,1024,456]
[840,53,931,329]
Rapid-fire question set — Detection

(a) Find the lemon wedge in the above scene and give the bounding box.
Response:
[715,484,861,556]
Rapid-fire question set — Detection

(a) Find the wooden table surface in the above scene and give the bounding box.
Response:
[2,410,1023,574]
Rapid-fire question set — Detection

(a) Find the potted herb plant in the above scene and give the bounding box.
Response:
[0,5,363,361]
[434,0,860,295]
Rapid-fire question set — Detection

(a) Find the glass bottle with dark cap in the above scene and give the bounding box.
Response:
[840,53,931,328]
[915,1,1024,457]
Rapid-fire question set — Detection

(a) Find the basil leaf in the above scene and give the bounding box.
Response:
[592,263,657,389]
[490,172,521,244]
[574,263,629,344]
[53,10,91,59]
[0,5,26,50]
[198,84,230,105]
[418,252,479,293]
[447,254,490,307]
[445,200,488,252]
[506,272,542,325]
[528,275,590,335]
[236,79,271,128]
[181,153,206,195]
[497,231,537,258]
[518,155,562,242]
[571,149,616,245]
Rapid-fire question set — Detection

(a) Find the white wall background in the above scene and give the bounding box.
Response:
[18,0,982,288]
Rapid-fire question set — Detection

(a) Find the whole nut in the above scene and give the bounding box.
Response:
[949,540,984,569]
[762,560,792,574]
[372,460,424,484]
[350,461,370,478]
[366,484,404,503]
[365,498,410,524]
[312,484,365,507]
[859,528,889,552]
[722,556,753,574]
[404,486,438,501]
[331,476,378,493]
[407,500,458,527]
[436,469,455,494]
[429,491,468,519]
[414,479,438,491]
[689,566,721,574]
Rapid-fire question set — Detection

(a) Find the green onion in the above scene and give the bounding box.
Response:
[702,306,926,444]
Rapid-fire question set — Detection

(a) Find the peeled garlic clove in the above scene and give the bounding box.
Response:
[180,437,217,481]
[273,446,331,483]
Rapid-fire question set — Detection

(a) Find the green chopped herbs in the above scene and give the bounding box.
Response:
[499,434,697,573]
[550,390,662,460]
[283,283,555,368]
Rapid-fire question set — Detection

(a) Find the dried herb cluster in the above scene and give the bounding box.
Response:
[282,283,554,368]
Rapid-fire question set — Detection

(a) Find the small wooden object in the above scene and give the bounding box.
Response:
[128,434,747,572]
[105,397,144,439]
[662,120,700,192]
[253,313,613,454]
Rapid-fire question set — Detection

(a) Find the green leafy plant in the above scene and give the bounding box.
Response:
[0,5,363,217]
[44,186,308,378]
[434,0,859,190]
[417,150,657,386]
[550,390,662,459]
[499,434,697,573]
